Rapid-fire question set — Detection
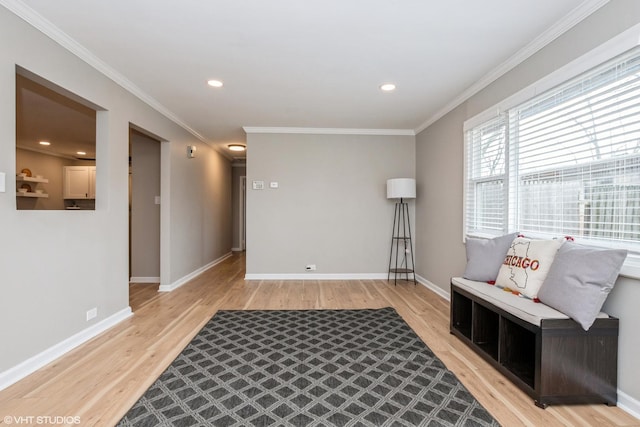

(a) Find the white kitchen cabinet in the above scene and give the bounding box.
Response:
[63,166,96,199]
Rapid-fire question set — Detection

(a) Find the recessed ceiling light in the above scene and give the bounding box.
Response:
[228,144,246,152]
[207,79,224,88]
[77,151,86,155]
[39,141,51,146]
[380,83,396,92]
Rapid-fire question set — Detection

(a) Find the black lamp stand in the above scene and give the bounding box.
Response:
[388,198,416,285]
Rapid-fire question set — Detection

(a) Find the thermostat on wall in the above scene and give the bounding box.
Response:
[252,180,264,190]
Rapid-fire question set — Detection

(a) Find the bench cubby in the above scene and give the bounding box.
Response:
[450,280,619,408]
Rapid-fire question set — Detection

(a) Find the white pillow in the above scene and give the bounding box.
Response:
[495,237,562,300]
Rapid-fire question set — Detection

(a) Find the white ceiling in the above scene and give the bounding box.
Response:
[10,0,603,158]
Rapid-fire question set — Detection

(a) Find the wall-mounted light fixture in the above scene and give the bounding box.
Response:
[187,145,197,158]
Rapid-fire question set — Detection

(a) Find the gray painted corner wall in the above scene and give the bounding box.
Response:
[0,7,232,374]
[246,133,415,275]
[415,0,640,408]
[167,137,233,284]
[415,103,468,288]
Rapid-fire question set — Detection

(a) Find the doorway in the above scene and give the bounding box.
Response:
[129,127,161,310]
[232,164,247,252]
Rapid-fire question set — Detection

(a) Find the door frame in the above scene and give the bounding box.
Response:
[239,175,246,251]
[128,124,166,288]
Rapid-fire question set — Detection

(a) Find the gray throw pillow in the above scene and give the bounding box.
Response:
[537,243,627,331]
[463,233,519,282]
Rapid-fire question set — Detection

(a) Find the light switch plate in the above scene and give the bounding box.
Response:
[155,196,161,205]
[270,181,278,189]
[252,180,264,190]
[0,172,4,192]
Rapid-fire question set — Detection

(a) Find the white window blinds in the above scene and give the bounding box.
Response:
[465,46,640,252]
[465,116,506,235]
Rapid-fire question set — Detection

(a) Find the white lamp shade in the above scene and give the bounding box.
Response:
[387,178,416,199]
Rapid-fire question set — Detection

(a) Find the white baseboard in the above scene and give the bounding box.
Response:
[415,274,451,301]
[618,390,640,421]
[244,273,389,280]
[0,306,132,392]
[129,276,160,283]
[159,252,233,292]
[231,247,242,252]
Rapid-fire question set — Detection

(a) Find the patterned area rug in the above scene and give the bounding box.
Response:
[118,308,499,426]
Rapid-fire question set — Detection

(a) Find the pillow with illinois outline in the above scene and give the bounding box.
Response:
[495,237,562,300]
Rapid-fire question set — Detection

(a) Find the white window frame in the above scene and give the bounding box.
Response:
[463,22,640,279]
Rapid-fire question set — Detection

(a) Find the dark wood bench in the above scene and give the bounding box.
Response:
[449,277,619,408]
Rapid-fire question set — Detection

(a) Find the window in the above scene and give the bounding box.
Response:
[16,68,98,211]
[465,46,640,256]
[465,116,506,234]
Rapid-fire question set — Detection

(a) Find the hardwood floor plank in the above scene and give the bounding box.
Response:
[0,252,637,426]
[128,283,160,311]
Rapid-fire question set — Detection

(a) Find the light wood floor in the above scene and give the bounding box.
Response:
[0,253,638,427]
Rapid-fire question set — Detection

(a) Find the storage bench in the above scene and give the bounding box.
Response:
[450,277,619,408]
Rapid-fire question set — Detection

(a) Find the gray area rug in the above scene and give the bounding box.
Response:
[118,308,500,426]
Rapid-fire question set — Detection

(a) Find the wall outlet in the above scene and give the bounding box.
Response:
[305,264,317,271]
[86,307,97,321]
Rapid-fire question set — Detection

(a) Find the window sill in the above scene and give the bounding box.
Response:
[619,255,640,280]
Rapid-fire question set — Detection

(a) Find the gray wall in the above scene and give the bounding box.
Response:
[246,132,415,276]
[130,131,161,280]
[0,6,232,374]
[415,0,640,407]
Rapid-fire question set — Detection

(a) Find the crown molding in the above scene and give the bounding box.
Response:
[243,127,415,136]
[414,0,610,134]
[1,0,210,144]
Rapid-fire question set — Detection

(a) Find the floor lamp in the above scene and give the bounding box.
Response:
[387,178,416,285]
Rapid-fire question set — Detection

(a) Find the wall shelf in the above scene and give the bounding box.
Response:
[17,176,49,184]
[16,173,49,202]
[17,192,49,198]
